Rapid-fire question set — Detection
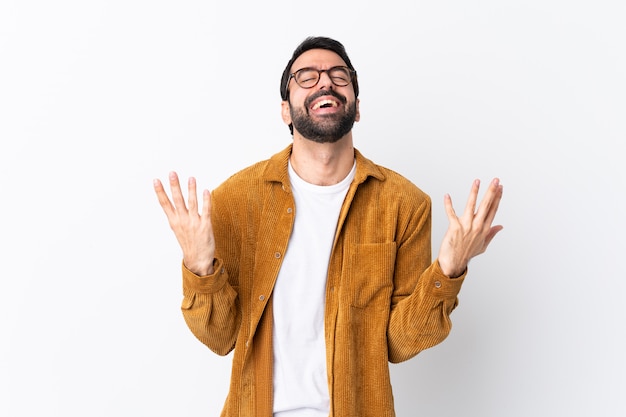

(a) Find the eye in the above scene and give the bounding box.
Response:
[295,69,319,86]
[329,67,351,84]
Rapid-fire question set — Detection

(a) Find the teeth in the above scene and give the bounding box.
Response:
[312,99,338,110]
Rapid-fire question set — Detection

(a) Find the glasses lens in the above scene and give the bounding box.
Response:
[328,67,352,86]
[294,69,320,88]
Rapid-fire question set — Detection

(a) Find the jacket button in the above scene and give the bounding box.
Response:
[434,281,442,288]
[274,252,281,258]
[259,295,265,301]
[287,207,293,213]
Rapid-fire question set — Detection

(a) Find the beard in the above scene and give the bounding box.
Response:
[290,90,357,143]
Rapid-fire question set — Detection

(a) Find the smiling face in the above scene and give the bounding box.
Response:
[282,49,360,143]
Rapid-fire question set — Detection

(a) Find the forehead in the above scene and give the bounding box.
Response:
[291,48,347,71]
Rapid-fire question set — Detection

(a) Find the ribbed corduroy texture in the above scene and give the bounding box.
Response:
[181,145,466,417]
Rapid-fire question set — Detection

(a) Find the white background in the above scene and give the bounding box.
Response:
[1,1,624,416]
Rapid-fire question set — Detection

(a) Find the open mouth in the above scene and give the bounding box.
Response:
[311,98,339,110]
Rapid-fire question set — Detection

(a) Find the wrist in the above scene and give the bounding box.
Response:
[437,258,466,278]
[183,258,215,276]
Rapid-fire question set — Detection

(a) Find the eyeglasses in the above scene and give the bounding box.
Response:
[288,66,356,89]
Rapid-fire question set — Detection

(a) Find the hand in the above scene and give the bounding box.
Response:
[437,178,504,278]
[153,172,216,276]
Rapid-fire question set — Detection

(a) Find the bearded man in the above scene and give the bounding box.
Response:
[154,36,503,417]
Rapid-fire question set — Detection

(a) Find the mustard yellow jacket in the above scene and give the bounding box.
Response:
[181,145,466,416]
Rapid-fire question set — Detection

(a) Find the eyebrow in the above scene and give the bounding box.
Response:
[292,65,347,73]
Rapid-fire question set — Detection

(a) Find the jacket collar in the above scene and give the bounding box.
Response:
[261,144,386,190]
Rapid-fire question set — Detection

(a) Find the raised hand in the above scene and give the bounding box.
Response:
[437,178,504,278]
[153,172,216,276]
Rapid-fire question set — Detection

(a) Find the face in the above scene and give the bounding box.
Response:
[282,49,360,143]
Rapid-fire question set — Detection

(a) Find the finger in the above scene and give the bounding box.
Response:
[168,171,188,213]
[187,177,198,214]
[201,189,212,221]
[443,193,458,223]
[462,179,480,218]
[482,182,503,228]
[153,178,175,215]
[475,178,502,224]
[483,224,504,249]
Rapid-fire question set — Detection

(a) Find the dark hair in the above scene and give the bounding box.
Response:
[279,36,359,102]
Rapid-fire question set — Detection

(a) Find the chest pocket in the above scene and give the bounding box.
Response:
[345,242,397,309]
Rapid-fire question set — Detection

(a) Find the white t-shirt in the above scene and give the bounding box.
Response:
[272,160,356,417]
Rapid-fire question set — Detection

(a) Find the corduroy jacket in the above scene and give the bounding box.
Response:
[181,144,466,417]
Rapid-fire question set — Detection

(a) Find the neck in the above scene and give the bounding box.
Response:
[290,134,355,186]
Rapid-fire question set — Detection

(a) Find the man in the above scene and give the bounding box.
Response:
[154,36,503,417]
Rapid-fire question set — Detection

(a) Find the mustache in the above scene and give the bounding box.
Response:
[304,89,347,108]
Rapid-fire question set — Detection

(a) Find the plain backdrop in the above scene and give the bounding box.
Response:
[1,1,624,416]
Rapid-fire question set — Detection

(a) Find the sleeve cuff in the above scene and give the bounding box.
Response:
[426,260,466,297]
[182,258,229,293]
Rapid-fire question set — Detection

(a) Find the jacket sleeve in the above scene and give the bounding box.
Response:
[180,259,241,356]
[386,197,466,363]
[179,183,246,356]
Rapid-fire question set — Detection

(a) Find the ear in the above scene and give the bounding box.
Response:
[354,98,361,122]
[281,100,292,125]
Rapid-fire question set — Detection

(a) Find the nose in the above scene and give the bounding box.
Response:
[317,70,334,89]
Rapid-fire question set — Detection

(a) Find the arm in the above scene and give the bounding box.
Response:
[386,196,464,363]
[154,172,241,355]
[387,259,465,363]
[180,259,241,356]
[387,178,503,362]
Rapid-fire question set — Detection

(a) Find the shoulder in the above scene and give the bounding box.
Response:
[356,149,430,206]
[221,159,270,186]
[378,165,428,197]
[212,145,290,201]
